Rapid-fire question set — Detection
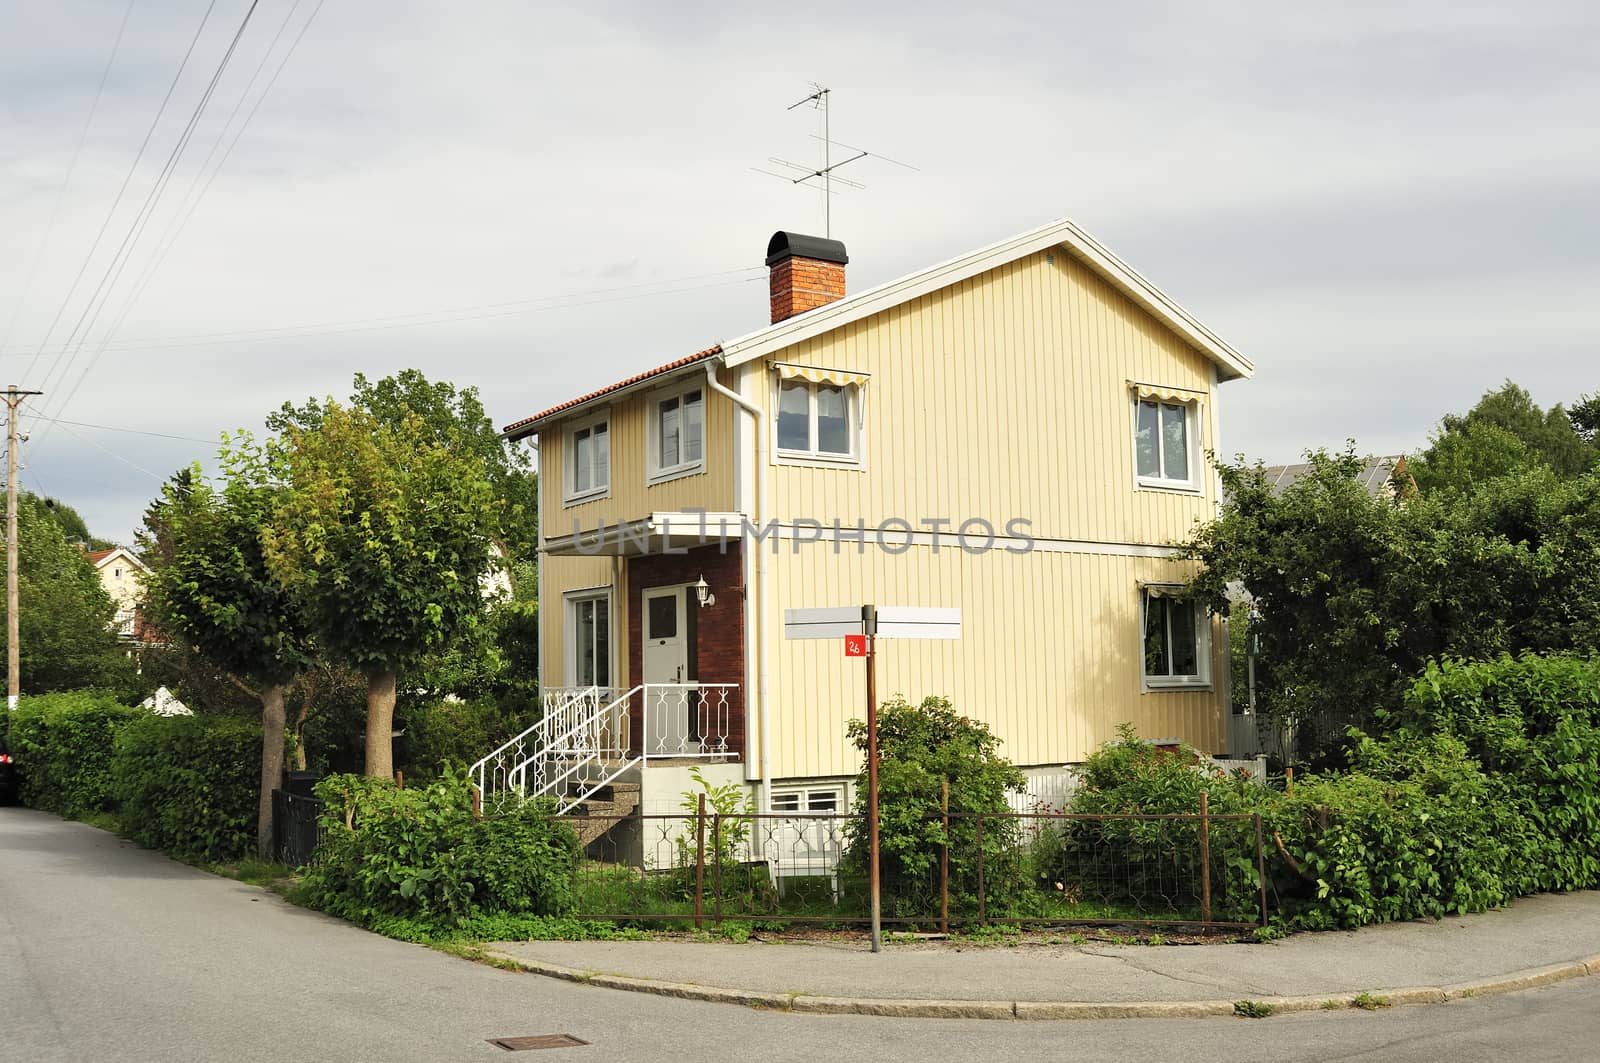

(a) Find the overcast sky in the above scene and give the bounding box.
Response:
[2,0,1595,543]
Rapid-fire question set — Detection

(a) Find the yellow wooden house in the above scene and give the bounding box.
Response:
[487,217,1254,819]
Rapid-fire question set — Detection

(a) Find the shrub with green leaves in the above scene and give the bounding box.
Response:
[111,714,262,861]
[300,771,580,928]
[397,696,514,782]
[9,692,142,816]
[842,695,1025,918]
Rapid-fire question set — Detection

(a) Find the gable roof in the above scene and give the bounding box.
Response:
[88,546,146,573]
[718,216,1254,381]
[501,216,1254,440]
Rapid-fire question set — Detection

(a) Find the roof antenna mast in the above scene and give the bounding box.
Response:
[753,83,918,237]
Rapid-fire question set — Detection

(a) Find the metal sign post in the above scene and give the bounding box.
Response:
[863,604,881,954]
[783,605,961,954]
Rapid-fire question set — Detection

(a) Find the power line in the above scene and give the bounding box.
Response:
[91,0,321,372]
[30,416,217,446]
[0,0,139,356]
[47,418,167,482]
[0,268,766,357]
[22,0,222,386]
[39,0,265,413]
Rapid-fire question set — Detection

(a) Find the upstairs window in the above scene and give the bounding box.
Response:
[649,384,704,483]
[776,379,860,462]
[1131,385,1201,490]
[1142,586,1210,689]
[565,416,609,503]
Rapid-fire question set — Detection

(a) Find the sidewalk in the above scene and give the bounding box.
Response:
[485,892,1600,1019]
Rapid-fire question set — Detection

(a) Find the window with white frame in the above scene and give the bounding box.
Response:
[564,416,610,502]
[770,785,843,814]
[567,591,612,687]
[776,379,858,461]
[1133,396,1196,488]
[1142,586,1209,688]
[648,384,705,482]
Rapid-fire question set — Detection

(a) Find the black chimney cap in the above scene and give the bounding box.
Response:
[766,231,849,268]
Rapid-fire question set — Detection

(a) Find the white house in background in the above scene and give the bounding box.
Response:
[87,547,147,641]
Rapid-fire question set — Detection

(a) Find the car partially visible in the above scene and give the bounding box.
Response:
[0,748,18,805]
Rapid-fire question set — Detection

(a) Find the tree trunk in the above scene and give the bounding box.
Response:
[258,682,288,861]
[290,675,316,772]
[364,669,397,779]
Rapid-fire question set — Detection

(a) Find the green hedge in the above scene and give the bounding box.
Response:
[1069,653,1600,930]
[111,714,262,861]
[9,692,142,816]
[299,771,580,929]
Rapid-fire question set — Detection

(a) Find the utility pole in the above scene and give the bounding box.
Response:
[5,386,42,711]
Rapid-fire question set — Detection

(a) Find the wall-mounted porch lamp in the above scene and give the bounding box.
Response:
[693,574,716,608]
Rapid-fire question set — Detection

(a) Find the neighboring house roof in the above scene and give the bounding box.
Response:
[88,546,147,573]
[502,215,1255,440]
[1259,455,1411,498]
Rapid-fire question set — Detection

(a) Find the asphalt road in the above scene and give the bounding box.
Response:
[4,806,1598,1063]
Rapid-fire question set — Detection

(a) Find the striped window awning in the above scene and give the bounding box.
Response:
[1130,381,1206,404]
[1140,582,1188,598]
[772,361,871,388]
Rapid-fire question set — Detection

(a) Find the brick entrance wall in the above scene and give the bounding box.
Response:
[627,543,745,760]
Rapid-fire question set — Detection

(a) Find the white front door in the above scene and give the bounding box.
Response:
[641,587,691,754]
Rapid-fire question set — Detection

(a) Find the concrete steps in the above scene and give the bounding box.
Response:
[566,781,641,848]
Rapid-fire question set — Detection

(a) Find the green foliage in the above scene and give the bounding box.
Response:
[111,714,262,861]
[1234,1000,1275,1018]
[843,695,1025,918]
[1185,448,1600,762]
[9,693,141,816]
[1350,992,1390,1011]
[37,495,113,550]
[1413,381,1598,493]
[300,772,580,927]
[263,400,500,673]
[397,696,516,781]
[3,494,135,694]
[142,445,310,689]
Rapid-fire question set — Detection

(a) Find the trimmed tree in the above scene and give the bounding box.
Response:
[262,401,499,779]
[141,441,312,859]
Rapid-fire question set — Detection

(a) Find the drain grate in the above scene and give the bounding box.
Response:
[487,1034,591,1051]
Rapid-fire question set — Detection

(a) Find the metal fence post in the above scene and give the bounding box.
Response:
[1199,791,1212,923]
[940,778,950,935]
[1254,812,1269,928]
[694,794,707,931]
[975,813,986,927]
[712,812,722,929]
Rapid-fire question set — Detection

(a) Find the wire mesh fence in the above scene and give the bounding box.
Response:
[557,805,1267,930]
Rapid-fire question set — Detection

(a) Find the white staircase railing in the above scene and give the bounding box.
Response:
[470,682,741,815]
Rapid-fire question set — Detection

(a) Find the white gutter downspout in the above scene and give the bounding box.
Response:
[705,360,771,815]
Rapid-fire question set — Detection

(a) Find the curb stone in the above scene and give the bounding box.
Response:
[478,948,1598,1021]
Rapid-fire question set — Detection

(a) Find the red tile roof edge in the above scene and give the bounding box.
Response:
[501,344,721,437]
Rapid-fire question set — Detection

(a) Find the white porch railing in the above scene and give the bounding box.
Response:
[641,683,739,760]
[469,683,739,813]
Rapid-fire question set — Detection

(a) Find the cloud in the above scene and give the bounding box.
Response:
[0,0,1595,540]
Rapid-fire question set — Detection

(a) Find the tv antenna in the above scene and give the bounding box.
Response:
[752,84,918,237]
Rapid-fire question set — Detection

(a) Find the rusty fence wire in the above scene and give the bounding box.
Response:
[556,804,1267,931]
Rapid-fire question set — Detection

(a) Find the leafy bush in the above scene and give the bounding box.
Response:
[300,771,580,928]
[397,696,514,781]
[111,714,261,861]
[9,693,141,816]
[842,695,1025,918]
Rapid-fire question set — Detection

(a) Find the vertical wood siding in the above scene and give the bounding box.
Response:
[538,366,738,536]
[764,544,1225,778]
[539,554,622,686]
[766,249,1217,545]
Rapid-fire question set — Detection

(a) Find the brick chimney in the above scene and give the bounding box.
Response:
[766,231,848,324]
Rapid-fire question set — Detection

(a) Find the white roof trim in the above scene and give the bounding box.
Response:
[91,547,146,572]
[718,217,1254,381]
